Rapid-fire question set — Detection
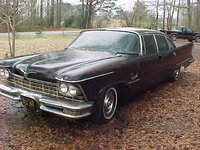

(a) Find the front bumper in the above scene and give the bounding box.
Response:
[0,82,93,119]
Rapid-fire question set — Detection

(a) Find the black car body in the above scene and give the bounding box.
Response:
[161,27,200,42]
[0,28,194,123]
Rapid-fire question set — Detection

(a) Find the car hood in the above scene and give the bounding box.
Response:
[2,49,122,82]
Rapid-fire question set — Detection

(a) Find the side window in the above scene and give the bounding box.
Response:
[186,28,192,33]
[143,35,157,55]
[166,38,176,50]
[155,35,169,52]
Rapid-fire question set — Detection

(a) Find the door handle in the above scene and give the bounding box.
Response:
[173,52,176,56]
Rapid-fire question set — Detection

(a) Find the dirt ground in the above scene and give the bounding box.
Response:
[0,40,200,150]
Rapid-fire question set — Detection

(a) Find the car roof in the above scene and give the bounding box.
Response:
[82,27,165,36]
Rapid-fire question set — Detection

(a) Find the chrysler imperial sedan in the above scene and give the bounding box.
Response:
[0,28,194,123]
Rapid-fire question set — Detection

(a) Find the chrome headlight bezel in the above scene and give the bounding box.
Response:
[0,68,10,79]
[59,83,69,94]
[59,82,83,97]
[69,85,82,96]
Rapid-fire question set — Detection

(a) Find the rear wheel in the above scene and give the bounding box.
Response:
[92,87,118,124]
[171,34,177,41]
[195,36,200,42]
[170,67,181,82]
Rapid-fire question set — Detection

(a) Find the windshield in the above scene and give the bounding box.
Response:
[68,31,140,54]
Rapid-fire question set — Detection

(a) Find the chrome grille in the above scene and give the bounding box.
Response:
[9,74,59,97]
[8,74,85,101]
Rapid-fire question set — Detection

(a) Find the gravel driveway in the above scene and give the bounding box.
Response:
[0,41,200,150]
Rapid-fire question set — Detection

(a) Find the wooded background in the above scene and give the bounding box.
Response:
[0,0,199,57]
[0,0,200,32]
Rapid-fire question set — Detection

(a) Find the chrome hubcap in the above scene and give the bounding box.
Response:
[174,69,180,80]
[196,37,200,42]
[172,36,176,41]
[103,88,117,119]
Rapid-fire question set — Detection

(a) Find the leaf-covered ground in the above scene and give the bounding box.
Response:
[0,40,199,150]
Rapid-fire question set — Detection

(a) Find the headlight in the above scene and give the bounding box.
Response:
[0,68,5,77]
[59,83,68,94]
[4,69,10,79]
[59,82,83,97]
[69,85,82,96]
[0,68,10,79]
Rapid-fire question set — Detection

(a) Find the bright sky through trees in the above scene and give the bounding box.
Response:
[64,0,136,11]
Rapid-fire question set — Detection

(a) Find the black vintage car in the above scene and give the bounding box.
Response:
[0,28,194,123]
[161,27,200,42]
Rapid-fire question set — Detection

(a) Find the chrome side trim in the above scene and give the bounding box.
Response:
[128,78,141,84]
[189,58,195,63]
[153,34,159,53]
[129,31,143,56]
[56,71,115,83]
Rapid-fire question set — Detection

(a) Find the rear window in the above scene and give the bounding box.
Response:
[166,38,176,50]
[155,35,169,52]
[143,35,157,55]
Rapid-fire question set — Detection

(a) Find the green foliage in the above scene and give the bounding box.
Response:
[35,28,43,37]
[15,32,21,39]
[42,16,51,27]
[4,52,9,59]
[64,16,75,27]
[64,14,85,28]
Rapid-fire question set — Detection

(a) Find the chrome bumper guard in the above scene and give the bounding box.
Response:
[0,83,93,119]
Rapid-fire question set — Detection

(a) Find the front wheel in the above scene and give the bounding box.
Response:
[195,36,200,42]
[92,87,118,124]
[171,34,177,41]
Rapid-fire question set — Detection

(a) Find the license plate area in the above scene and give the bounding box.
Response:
[21,96,36,107]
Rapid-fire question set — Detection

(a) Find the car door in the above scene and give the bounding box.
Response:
[139,34,163,90]
[154,34,174,79]
[181,28,194,40]
[178,27,186,39]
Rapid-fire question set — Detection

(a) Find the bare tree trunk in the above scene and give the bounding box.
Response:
[176,0,181,27]
[85,0,89,28]
[82,0,85,28]
[47,0,50,18]
[56,0,61,27]
[40,0,43,26]
[156,0,159,30]
[56,0,59,27]
[11,0,16,57]
[163,0,166,30]
[59,0,62,27]
[6,24,12,57]
[31,0,37,26]
[170,0,176,30]
[86,0,93,28]
[50,0,55,28]
[197,0,200,31]
[187,0,192,27]
[166,1,171,30]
